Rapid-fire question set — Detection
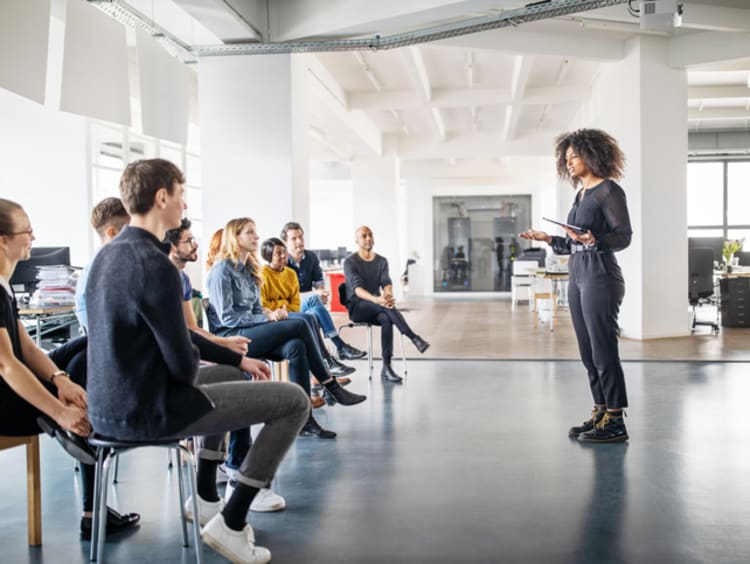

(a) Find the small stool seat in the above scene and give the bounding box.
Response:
[88,433,203,563]
[0,434,41,546]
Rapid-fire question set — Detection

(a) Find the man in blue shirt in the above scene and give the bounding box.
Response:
[74,198,130,330]
[281,222,365,361]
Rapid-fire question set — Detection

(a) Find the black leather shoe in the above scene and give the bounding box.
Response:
[37,416,97,465]
[411,335,430,354]
[299,416,337,439]
[81,507,141,540]
[568,407,605,437]
[337,343,366,360]
[324,381,367,405]
[324,355,356,376]
[381,365,403,384]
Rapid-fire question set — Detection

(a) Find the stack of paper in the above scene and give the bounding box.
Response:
[29,266,76,307]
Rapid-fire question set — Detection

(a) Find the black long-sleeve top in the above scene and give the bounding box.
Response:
[550,179,632,255]
[86,226,213,440]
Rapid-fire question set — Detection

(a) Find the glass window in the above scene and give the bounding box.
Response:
[687,162,723,226]
[93,167,123,202]
[727,162,750,226]
[186,153,201,186]
[159,142,183,168]
[688,228,723,238]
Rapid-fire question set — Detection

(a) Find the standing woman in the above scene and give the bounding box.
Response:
[520,129,632,443]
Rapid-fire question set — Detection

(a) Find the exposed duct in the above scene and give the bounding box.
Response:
[88,0,629,59]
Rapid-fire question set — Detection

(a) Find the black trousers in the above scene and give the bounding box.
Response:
[567,253,628,409]
[224,318,334,394]
[347,299,415,364]
[0,336,96,511]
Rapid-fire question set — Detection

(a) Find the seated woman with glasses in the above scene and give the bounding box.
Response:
[206,217,367,439]
[259,237,355,382]
[0,198,139,540]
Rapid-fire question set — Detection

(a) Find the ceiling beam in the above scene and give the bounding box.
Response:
[397,130,554,160]
[688,86,750,100]
[173,0,263,42]
[679,3,750,33]
[435,28,624,62]
[347,85,590,111]
[301,54,383,156]
[403,46,446,142]
[503,55,533,142]
[689,108,750,121]
[670,32,750,68]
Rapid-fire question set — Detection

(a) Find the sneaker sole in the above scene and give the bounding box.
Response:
[202,533,271,564]
[578,434,629,443]
[37,417,97,465]
[250,502,286,513]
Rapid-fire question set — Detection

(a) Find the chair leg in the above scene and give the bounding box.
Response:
[179,444,203,564]
[112,454,119,484]
[90,447,106,561]
[168,449,174,469]
[367,325,374,381]
[174,447,189,547]
[27,435,42,546]
[399,332,407,379]
[95,452,116,563]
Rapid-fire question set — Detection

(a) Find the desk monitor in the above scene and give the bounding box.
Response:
[318,249,334,262]
[736,251,750,266]
[688,237,724,263]
[10,246,71,293]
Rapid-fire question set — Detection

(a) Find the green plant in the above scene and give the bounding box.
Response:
[722,238,744,263]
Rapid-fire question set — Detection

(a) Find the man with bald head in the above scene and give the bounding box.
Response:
[342,226,429,383]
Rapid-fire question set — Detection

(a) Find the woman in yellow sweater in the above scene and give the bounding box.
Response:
[260,238,355,378]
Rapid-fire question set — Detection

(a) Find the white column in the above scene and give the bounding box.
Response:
[198,54,309,244]
[351,147,402,293]
[589,36,688,339]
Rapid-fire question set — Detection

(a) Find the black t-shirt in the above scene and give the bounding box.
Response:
[0,284,24,406]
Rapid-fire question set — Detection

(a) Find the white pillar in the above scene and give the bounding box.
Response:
[351,147,402,292]
[589,36,688,339]
[198,54,309,244]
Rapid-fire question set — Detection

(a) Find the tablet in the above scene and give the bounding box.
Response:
[542,217,587,235]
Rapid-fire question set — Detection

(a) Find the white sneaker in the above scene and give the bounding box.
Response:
[201,513,271,564]
[225,482,286,513]
[184,494,224,526]
[216,463,238,484]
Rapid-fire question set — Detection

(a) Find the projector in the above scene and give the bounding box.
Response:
[639,0,683,30]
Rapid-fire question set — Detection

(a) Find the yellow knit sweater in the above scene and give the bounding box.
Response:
[260,265,301,312]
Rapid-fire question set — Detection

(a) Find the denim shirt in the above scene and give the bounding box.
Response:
[206,258,268,334]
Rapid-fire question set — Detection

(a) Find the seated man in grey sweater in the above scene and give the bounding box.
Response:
[86,158,309,564]
[343,226,429,383]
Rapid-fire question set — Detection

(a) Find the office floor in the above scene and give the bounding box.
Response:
[330,295,750,362]
[2,359,749,564]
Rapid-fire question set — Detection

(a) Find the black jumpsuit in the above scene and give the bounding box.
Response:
[550,179,632,409]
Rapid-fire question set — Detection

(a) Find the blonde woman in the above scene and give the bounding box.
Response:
[206,218,367,439]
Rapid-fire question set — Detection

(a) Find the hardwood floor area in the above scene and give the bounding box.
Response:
[331,295,750,362]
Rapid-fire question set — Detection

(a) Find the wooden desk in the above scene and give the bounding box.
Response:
[18,305,77,347]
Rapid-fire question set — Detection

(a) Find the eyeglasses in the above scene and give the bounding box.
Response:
[179,237,197,246]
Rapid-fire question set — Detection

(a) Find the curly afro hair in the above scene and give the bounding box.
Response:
[554,129,625,187]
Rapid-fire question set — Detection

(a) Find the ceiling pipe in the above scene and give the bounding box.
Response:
[88,0,629,59]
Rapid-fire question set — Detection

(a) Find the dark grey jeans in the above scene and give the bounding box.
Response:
[176,365,310,489]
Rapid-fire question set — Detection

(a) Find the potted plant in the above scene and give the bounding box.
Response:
[722,238,744,270]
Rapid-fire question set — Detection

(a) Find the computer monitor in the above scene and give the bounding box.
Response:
[10,246,71,293]
[688,237,725,263]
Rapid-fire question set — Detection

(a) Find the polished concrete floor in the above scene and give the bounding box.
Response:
[2,359,750,563]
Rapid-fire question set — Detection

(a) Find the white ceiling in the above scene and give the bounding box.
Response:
[100,0,750,162]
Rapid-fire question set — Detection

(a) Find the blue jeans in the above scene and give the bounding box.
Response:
[301,294,338,339]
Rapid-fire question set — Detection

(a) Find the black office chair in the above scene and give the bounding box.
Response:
[337,282,407,380]
[688,247,719,334]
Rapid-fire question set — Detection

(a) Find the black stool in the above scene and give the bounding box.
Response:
[88,435,203,563]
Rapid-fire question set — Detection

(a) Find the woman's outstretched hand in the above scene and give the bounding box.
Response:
[519,229,551,244]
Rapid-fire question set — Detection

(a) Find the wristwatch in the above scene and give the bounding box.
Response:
[50,370,69,385]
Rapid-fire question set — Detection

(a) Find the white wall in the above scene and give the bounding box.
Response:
[588,36,688,339]
[0,87,90,267]
[198,54,308,247]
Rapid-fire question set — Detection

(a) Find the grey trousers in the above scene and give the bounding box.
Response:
[176,365,310,489]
